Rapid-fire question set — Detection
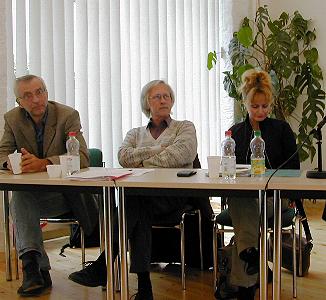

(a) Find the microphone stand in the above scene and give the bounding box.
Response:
[306,127,326,178]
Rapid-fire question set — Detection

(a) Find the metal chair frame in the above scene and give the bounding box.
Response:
[152,208,203,290]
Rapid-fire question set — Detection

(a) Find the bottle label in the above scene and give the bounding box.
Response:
[251,158,265,176]
[222,156,236,178]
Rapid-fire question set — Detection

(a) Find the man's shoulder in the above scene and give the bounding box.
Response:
[4,106,23,121]
[48,101,77,113]
[171,119,195,128]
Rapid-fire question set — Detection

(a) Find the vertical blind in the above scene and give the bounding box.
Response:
[11,0,232,167]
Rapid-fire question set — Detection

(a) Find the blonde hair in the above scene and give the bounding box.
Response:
[239,69,273,106]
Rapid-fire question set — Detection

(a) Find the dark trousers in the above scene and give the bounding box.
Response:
[124,194,188,273]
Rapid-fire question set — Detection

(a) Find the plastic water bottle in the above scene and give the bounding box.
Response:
[221,130,236,180]
[250,130,265,177]
[66,132,80,175]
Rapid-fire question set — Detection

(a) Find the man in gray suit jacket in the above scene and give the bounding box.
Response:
[0,74,97,296]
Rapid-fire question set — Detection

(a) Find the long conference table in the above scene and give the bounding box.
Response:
[1,167,326,300]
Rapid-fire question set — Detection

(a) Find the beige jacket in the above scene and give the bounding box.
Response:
[0,101,89,168]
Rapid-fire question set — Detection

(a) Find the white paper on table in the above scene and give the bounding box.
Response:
[66,168,132,181]
[128,169,154,177]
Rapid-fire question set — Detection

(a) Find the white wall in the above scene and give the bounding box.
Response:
[261,0,326,170]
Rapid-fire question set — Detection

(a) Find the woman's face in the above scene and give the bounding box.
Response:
[147,83,173,120]
[247,92,271,125]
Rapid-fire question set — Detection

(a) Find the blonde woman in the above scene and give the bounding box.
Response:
[217,70,300,299]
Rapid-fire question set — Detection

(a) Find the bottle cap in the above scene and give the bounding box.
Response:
[225,130,232,136]
[254,130,261,137]
[68,132,77,137]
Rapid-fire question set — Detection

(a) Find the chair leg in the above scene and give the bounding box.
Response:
[292,222,297,298]
[180,216,186,290]
[98,194,105,254]
[213,217,218,291]
[80,226,85,268]
[197,210,204,270]
[298,217,303,277]
[114,256,121,292]
[12,227,19,280]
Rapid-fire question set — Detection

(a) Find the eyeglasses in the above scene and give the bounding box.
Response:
[148,94,171,101]
[18,88,47,102]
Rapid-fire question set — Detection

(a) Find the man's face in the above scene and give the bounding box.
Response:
[17,78,48,122]
[147,83,173,120]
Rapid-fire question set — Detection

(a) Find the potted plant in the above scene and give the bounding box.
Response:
[207,5,325,162]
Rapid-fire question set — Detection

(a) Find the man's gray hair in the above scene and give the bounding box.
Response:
[140,80,175,118]
[14,74,47,99]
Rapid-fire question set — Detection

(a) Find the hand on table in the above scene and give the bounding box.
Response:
[21,148,50,173]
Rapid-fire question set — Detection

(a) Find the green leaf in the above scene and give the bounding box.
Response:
[279,12,289,26]
[304,30,316,44]
[223,72,241,101]
[241,17,250,27]
[236,64,254,78]
[278,85,299,115]
[304,48,318,64]
[207,51,217,70]
[291,11,308,40]
[237,26,253,48]
[311,64,323,80]
[255,6,269,32]
[228,36,250,67]
[266,31,292,72]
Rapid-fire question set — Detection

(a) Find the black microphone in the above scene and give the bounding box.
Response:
[317,115,326,130]
[307,114,326,178]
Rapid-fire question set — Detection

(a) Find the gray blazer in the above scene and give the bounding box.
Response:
[0,101,98,235]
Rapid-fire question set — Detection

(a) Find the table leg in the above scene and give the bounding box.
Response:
[103,187,115,300]
[2,191,12,281]
[273,190,282,300]
[118,187,129,300]
[259,189,268,300]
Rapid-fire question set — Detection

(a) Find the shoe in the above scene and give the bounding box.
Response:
[237,285,256,300]
[17,251,44,296]
[17,270,52,297]
[69,260,107,287]
[41,270,52,289]
[239,248,259,275]
[133,287,154,300]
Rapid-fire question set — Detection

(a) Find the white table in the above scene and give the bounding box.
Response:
[0,168,116,300]
[116,168,270,300]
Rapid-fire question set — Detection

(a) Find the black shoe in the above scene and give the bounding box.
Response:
[17,270,52,297]
[239,248,259,275]
[17,252,44,296]
[133,287,154,300]
[69,260,107,287]
[237,285,256,300]
[41,270,52,289]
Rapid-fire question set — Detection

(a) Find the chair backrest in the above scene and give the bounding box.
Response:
[88,148,103,167]
[193,154,201,168]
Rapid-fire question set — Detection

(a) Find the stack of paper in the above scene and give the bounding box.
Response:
[67,168,132,181]
[236,164,251,176]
